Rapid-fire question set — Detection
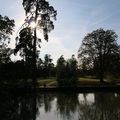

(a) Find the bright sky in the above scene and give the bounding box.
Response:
[0,0,120,64]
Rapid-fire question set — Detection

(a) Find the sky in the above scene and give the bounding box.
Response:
[0,0,120,64]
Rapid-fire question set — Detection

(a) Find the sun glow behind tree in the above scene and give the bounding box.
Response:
[14,0,57,87]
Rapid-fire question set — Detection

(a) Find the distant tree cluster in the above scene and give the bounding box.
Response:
[37,54,56,78]
[0,54,56,84]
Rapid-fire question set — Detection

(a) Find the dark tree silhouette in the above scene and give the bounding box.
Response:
[15,27,34,62]
[56,55,66,86]
[0,15,15,44]
[78,28,119,82]
[21,0,57,86]
[0,45,12,64]
[36,55,55,78]
[43,54,54,77]
[0,14,15,64]
[56,55,78,86]
[66,55,78,85]
[0,15,15,84]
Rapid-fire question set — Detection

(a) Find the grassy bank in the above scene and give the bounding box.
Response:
[1,77,119,89]
[37,77,119,87]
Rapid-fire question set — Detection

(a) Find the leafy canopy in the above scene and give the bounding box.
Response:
[22,0,57,41]
[78,28,118,68]
[78,28,119,80]
[0,15,15,45]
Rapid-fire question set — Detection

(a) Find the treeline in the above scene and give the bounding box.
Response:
[0,53,78,85]
[0,54,55,80]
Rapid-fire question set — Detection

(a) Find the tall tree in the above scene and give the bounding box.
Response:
[21,0,57,86]
[78,28,119,82]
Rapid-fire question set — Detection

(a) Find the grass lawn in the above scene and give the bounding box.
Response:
[37,77,57,86]
[37,77,115,87]
[2,77,119,88]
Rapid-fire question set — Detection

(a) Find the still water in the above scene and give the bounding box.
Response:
[0,91,120,120]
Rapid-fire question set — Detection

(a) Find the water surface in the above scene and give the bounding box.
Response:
[0,91,120,120]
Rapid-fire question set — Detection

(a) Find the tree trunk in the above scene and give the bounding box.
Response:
[99,54,104,82]
[99,43,104,83]
[32,1,38,88]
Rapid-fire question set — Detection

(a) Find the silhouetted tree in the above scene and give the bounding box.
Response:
[78,28,119,82]
[15,27,34,62]
[56,55,78,86]
[0,45,12,64]
[0,14,14,64]
[21,0,57,86]
[37,58,44,76]
[66,55,78,85]
[43,54,54,78]
[56,55,66,86]
[0,14,15,84]
[0,15,15,44]
[14,27,35,79]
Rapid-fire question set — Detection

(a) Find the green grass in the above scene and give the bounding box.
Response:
[3,76,119,88]
[37,78,57,86]
[37,77,105,87]
[37,76,120,87]
[9,77,118,87]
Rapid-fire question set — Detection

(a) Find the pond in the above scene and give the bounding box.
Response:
[0,91,120,120]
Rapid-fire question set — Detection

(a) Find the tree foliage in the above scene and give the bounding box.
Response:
[43,54,54,77]
[78,28,120,81]
[37,54,55,78]
[15,27,34,63]
[22,0,57,41]
[0,45,12,64]
[0,15,15,45]
[56,55,78,86]
[19,0,57,86]
[0,14,15,65]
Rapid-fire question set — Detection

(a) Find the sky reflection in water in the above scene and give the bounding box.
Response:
[0,92,120,120]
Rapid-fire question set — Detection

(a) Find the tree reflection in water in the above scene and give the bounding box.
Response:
[56,93,79,120]
[0,91,35,120]
[0,91,120,120]
[78,93,120,120]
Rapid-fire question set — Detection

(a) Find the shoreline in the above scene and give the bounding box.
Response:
[1,84,120,93]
